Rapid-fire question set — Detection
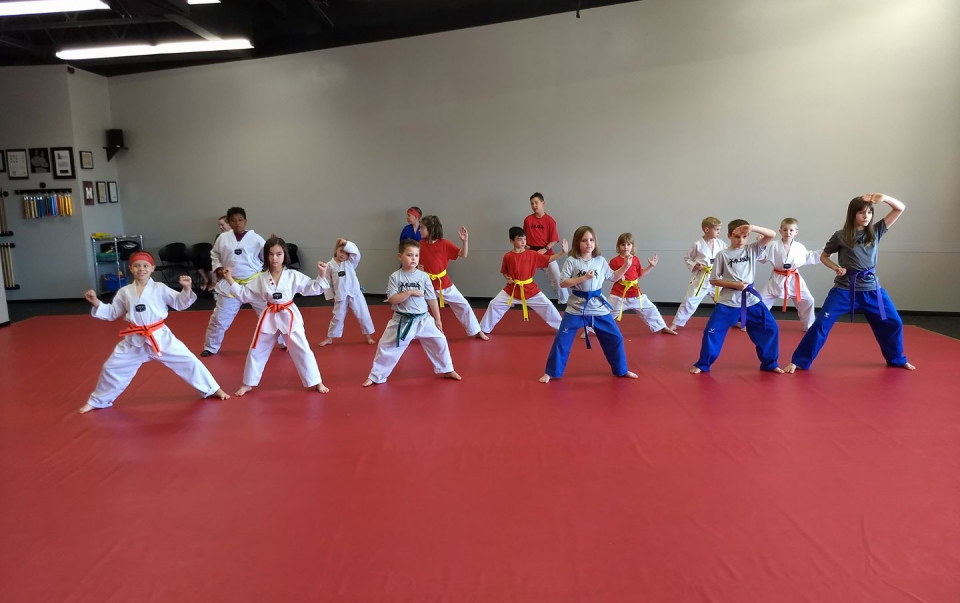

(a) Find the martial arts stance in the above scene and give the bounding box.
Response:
[759,218,821,331]
[608,232,677,335]
[80,251,229,413]
[671,216,728,332]
[222,237,331,395]
[319,238,375,346]
[362,239,461,386]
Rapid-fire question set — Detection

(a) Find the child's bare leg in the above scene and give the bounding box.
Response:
[236,385,254,396]
[621,371,638,379]
[361,378,375,387]
[318,337,334,347]
[689,366,702,374]
[538,373,551,383]
[443,371,462,381]
[78,403,99,414]
[212,388,230,400]
[316,382,330,393]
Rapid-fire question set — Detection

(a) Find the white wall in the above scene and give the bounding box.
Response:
[103,0,959,311]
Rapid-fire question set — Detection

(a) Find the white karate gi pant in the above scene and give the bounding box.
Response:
[243,328,323,387]
[479,291,562,333]
[327,294,375,338]
[204,285,282,352]
[87,332,220,408]
[761,280,817,330]
[437,283,482,336]
[538,260,569,304]
[367,314,454,383]
[673,275,717,327]
[609,294,668,332]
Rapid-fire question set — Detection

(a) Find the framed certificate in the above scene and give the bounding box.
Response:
[52,147,75,179]
[96,181,108,204]
[108,181,119,203]
[6,149,28,179]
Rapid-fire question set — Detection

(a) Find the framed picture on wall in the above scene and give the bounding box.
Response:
[29,148,51,173]
[83,181,95,206]
[52,147,75,179]
[108,181,119,203]
[0,150,6,173]
[96,181,108,204]
[6,149,28,179]
[80,151,94,170]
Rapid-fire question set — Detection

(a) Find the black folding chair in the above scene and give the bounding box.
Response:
[156,242,191,285]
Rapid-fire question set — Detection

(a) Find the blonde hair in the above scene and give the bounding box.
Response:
[780,217,799,228]
[701,217,721,229]
[616,232,634,249]
[569,225,601,258]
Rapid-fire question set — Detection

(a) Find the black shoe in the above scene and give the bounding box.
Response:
[201,350,215,357]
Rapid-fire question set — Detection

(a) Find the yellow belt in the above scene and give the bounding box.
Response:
[228,272,261,298]
[616,279,641,321]
[508,277,534,321]
[427,269,447,307]
[694,265,713,297]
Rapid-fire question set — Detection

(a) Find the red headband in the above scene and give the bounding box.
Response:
[128,251,155,266]
[407,207,421,219]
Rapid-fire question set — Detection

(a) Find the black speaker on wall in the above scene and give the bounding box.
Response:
[105,129,127,162]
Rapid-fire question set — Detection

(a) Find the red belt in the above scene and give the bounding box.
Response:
[119,319,166,356]
[773,267,801,311]
[251,300,295,349]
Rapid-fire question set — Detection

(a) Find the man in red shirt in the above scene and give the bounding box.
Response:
[479,227,567,335]
[522,192,569,304]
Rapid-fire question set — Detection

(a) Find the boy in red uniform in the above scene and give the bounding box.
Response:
[479,226,567,335]
[523,192,568,304]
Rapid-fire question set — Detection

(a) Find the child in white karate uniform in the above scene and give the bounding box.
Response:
[222,237,331,396]
[80,251,229,413]
[671,216,728,332]
[319,238,376,346]
[759,218,821,331]
[362,239,461,386]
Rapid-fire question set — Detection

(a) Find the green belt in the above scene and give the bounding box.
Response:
[396,312,425,347]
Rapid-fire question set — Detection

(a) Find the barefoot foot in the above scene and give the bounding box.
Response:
[316,383,330,393]
[772,367,785,374]
[365,336,376,345]
[235,385,253,396]
[621,371,638,379]
[362,379,375,387]
[318,338,334,347]
[78,403,98,414]
[538,374,551,383]
[689,366,702,374]
[900,362,916,371]
[475,331,489,341]
[660,327,678,335]
[783,363,798,374]
[212,388,230,400]
[443,371,462,381]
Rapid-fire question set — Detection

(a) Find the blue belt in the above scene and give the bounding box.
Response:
[846,267,886,322]
[571,289,614,349]
[738,283,764,329]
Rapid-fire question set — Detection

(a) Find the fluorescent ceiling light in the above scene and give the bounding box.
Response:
[0,0,110,17]
[57,38,253,60]
[187,0,221,4]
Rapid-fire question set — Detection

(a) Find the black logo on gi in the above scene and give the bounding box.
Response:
[234,249,243,255]
[338,270,346,277]
[576,270,589,278]
[783,263,792,269]
[399,282,422,292]
[135,304,146,312]
[709,258,716,264]
[272,292,283,300]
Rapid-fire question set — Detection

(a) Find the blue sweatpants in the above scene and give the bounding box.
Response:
[545,313,629,378]
[694,303,780,372]
[791,286,907,369]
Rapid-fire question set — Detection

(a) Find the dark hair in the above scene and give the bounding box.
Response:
[407,206,422,218]
[226,207,246,220]
[727,219,749,235]
[399,238,420,253]
[509,226,526,240]
[262,236,291,269]
[530,192,544,203]
[843,197,876,247]
[569,225,600,258]
[420,215,443,241]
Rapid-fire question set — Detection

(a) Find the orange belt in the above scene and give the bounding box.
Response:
[773,267,801,311]
[119,319,166,356]
[251,300,295,349]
